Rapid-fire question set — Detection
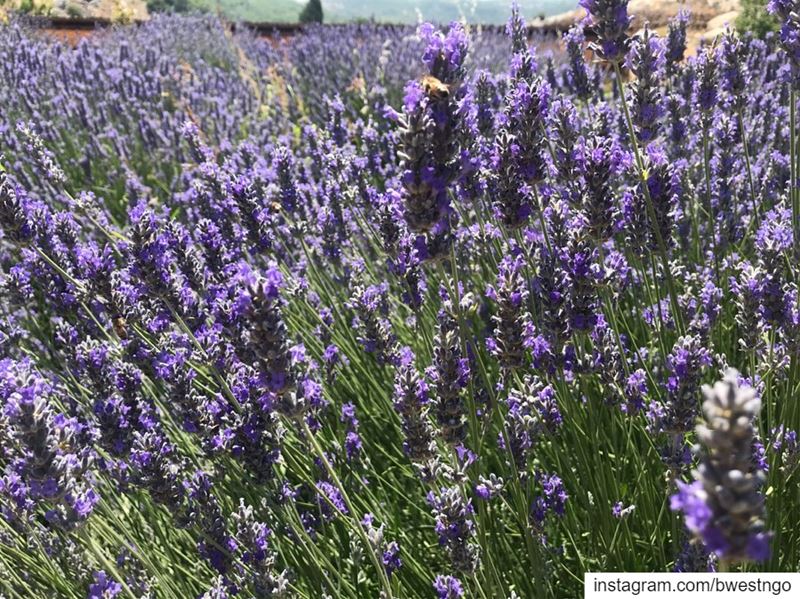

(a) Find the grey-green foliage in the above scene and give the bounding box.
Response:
[736,0,779,38]
[147,0,192,13]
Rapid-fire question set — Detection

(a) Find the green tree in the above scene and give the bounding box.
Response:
[147,0,191,14]
[299,0,322,23]
[736,0,779,38]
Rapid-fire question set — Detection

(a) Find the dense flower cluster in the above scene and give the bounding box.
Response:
[0,3,797,596]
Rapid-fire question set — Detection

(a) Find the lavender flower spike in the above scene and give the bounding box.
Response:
[399,22,468,260]
[665,10,689,76]
[392,348,437,466]
[0,170,36,243]
[769,1,800,87]
[626,25,665,143]
[427,486,480,574]
[670,370,772,564]
[580,0,632,64]
[432,308,469,445]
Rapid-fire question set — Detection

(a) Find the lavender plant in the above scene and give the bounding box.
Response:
[0,3,797,597]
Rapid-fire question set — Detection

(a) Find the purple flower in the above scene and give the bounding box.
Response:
[532,472,568,525]
[399,23,469,260]
[474,474,504,501]
[87,571,122,599]
[488,253,531,371]
[349,282,397,365]
[428,486,480,573]
[432,308,469,445]
[670,481,713,533]
[392,348,437,470]
[419,22,468,83]
[626,26,665,142]
[665,10,690,74]
[341,403,363,462]
[694,48,718,114]
[564,24,591,99]
[1,358,98,531]
[383,541,402,576]
[0,171,37,243]
[720,27,747,104]
[769,0,800,86]
[317,480,348,520]
[580,0,632,63]
[671,371,772,563]
[433,574,464,599]
[649,335,711,438]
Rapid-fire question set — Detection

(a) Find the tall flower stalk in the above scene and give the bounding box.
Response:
[671,370,772,567]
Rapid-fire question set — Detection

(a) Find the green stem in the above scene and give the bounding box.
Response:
[612,62,684,337]
[736,105,759,231]
[702,126,721,290]
[792,89,798,260]
[299,420,394,598]
[436,252,498,594]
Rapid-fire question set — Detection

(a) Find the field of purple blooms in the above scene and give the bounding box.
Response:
[0,1,799,597]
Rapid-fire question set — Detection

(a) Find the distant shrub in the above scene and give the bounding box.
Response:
[147,0,191,14]
[736,0,779,38]
[299,0,322,24]
[15,0,50,15]
[66,3,82,17]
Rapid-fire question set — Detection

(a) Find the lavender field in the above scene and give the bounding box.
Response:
[0,1,798,597]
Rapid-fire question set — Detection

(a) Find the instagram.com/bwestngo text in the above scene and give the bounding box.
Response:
[585,573,797,598]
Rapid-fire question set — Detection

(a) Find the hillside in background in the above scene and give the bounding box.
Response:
[195,0,299,22]
[324,0,575,23]
[197,0,576,23]
[2,0,745,37]
[1,0,148,19]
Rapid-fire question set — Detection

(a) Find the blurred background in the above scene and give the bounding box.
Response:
[0,0,614,23]
[0,0,777,53]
